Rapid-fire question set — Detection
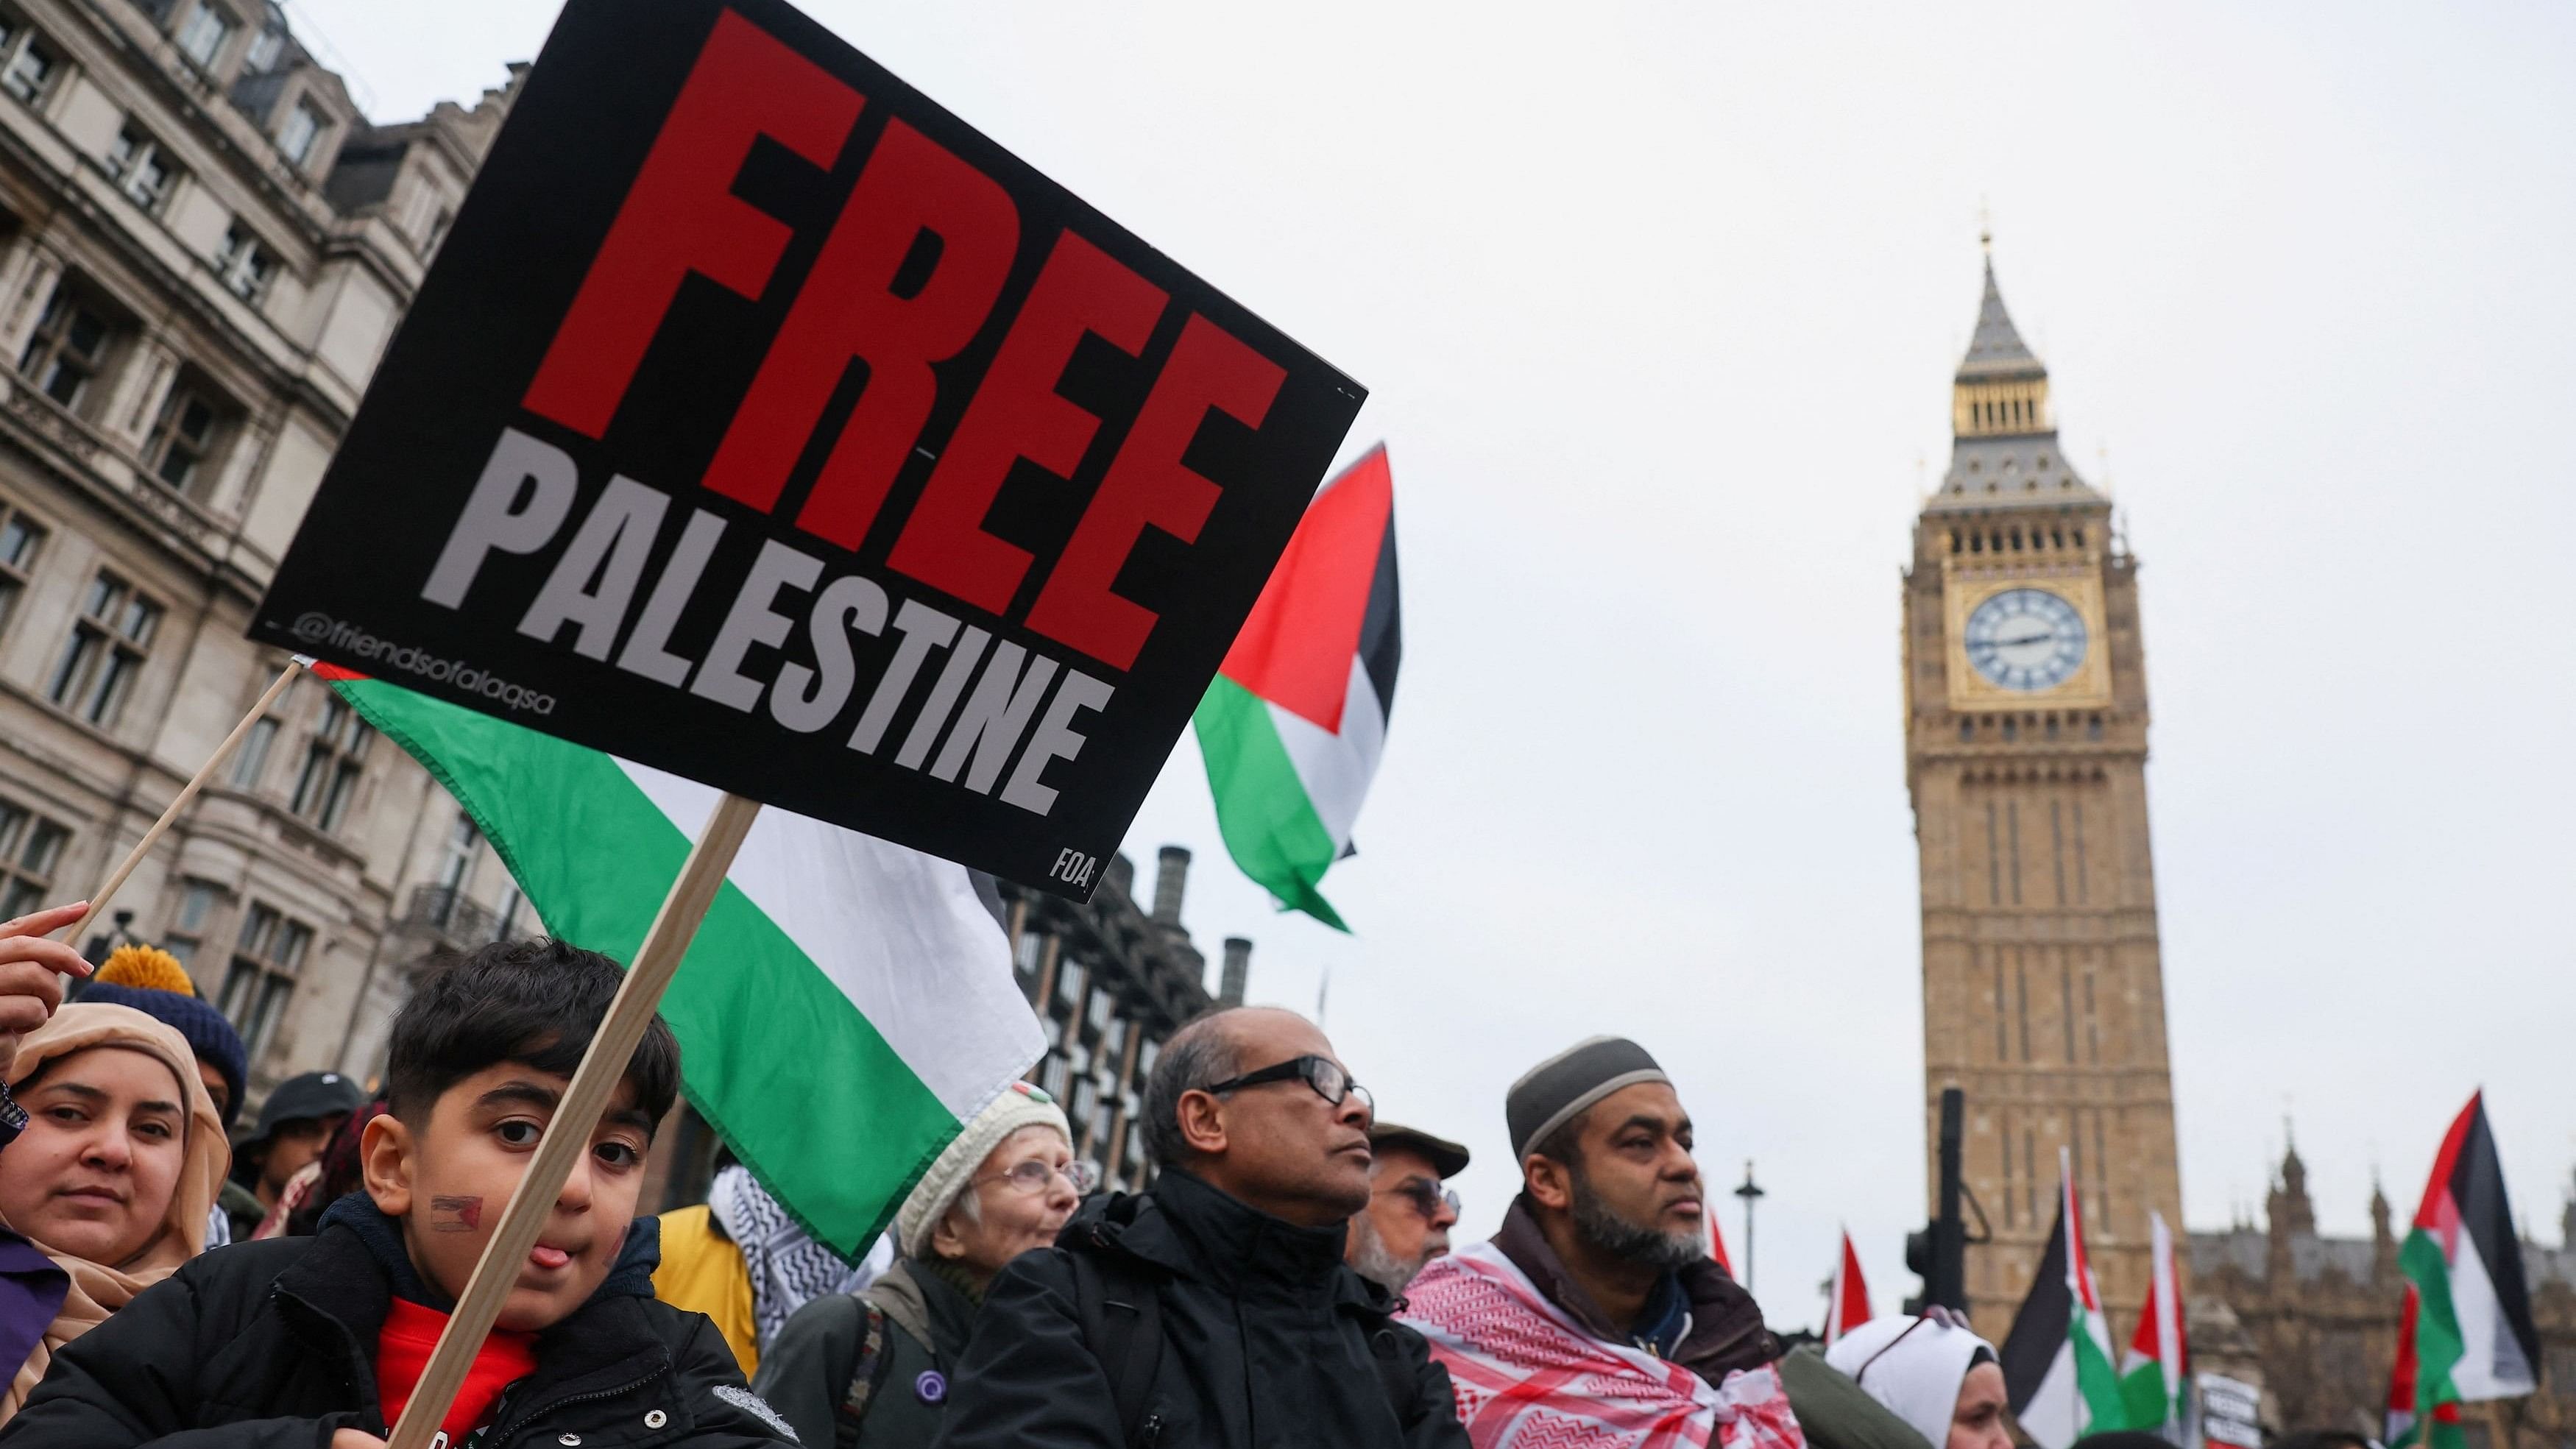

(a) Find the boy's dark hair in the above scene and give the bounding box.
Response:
[386,938,680,1132]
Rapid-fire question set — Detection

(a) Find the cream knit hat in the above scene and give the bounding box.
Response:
[895,1080,1074,1257]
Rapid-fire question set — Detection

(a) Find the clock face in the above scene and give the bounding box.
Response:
[1964,588,2088,692]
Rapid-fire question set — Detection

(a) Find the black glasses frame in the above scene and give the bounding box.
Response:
[1203,1054,1373,1113]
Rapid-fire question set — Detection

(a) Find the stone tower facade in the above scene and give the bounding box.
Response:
[1902,255,2184,1339]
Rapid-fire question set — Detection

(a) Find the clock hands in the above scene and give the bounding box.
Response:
[1988,630,2056,648]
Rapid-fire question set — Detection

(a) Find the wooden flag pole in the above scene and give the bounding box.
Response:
[385,790,761,1449]
[66,656,307,947]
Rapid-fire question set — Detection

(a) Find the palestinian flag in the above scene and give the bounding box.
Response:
[2001,1150,2123,1449]
[1822,1227,1869,1345]
[2115,1211,2190,1442]
[317,667,1043,1258]
[2387,1282,2467,1449]
[1194,444,1398,931]
[2399,1093,2538,1439]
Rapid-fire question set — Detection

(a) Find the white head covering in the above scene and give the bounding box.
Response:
[1824,1311,1997,1449]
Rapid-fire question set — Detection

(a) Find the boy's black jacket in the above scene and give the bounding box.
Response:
[0,1218,793,1446]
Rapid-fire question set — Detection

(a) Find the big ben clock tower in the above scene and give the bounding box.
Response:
[1903,251,2183,1339]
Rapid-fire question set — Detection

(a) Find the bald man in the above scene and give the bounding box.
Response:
[935,1007,1468,1448]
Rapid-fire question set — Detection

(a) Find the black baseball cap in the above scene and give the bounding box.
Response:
[250,1070,365,1143]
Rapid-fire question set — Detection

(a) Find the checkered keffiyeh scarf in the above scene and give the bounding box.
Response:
[707,1164,869,1349]
[1401,1241,1808,1449]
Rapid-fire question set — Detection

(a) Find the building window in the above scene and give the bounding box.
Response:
[18,286,113,408]
[421,206,453,257]
[1054,957,1086,1012]
[0,28,57,106]
[143,384,223,493]
[174,2,233,69]
[106,124,179,214]
[1086,986,1114,1035]
[219,903,309,1063]
[0,798,68,921]
[492,881,526,943]
[289,694,372,831]
[215,224,275,303]
[429,812,479,923]
[1038,1053,1069,1099]
[241,22,282,73]
[46,573,160,727]
[162,878,222,970]
[0,502,45,638]
[228,715,277,789]
[274,99,323,166]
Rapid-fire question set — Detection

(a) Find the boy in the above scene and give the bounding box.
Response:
[3,938,796,1447]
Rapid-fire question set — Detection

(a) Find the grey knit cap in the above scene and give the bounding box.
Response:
[1505,1035,1669,1161]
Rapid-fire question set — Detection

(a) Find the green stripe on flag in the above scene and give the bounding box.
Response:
[2401,1229,2469,1434]
[1195,674,1347,931]
[2073,1311,2128,1431]
[336,678,960,1258]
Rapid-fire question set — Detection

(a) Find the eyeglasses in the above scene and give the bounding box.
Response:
[1380,1177,1460,1222]
[975,1157,1100,1197]
[1203,1055,1374,1116]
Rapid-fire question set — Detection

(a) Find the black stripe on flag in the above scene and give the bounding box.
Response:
[2001,1194,2070,1414]
[2452,1098,2541,1381]
[1357,501,1401,721]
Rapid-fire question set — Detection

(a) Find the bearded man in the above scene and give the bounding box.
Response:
[1399,1037,1808,1449]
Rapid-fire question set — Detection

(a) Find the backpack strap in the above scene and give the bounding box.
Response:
[1066,1199,1166,1446]
[832,1300,892,1449]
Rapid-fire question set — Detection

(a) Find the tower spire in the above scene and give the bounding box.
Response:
[1927,254,2101,510]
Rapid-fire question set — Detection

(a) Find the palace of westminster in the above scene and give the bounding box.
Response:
[0,1,2558,1439]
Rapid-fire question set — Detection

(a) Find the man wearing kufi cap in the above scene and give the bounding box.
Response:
[1346,1122,1469,1294]
[1398,1036,1807,1448]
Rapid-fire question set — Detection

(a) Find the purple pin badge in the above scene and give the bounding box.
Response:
[915,1370,948,1405]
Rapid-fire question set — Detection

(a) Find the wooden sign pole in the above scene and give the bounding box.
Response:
[66,656,307,947]
[384,788,760,1449]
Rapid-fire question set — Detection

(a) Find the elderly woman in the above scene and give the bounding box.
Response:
[1824,1309,2014,1449]
[754,1081,1086,1447]
[0,1002,227,1423]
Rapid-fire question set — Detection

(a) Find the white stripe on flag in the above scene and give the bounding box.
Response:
[615,761,1040,1115]
[1266,656,1386,849]
[2023,1341,2080,1449]
[2446,1222,2534,1399]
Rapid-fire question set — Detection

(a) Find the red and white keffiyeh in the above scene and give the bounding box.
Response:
[1401,1241,1808,1449]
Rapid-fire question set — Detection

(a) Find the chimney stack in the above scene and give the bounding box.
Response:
[1219,937,1252,1007]
[1151,846,1191,927]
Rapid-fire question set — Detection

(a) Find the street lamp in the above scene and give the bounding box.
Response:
[1733,1160,1766,1292]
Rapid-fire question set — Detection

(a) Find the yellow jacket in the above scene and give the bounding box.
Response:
[652,1203,757,1375]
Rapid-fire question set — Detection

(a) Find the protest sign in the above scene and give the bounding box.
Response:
[250,0,1365,901]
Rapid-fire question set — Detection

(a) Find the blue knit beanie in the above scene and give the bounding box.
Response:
[76,981,250,1130]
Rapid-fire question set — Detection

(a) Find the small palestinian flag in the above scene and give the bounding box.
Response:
[1822,1227,1870,1345]
[1194,445,1398,931]
[2001,1151,2123,1449]
[2116,1211,2190,1442]
[2386,1282,2466,1449]
[2399,1092,2538,1442]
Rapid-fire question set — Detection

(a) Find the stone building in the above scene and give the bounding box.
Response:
[997,844,1248,1194]
[2188,1144,2576,1447]
[0,0,528,1110]
[1901,248,2184,1339]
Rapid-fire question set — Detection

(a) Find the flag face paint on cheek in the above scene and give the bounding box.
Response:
[430,1195,484,1233]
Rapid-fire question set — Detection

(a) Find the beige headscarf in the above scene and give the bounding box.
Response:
[0,1002,228,1420]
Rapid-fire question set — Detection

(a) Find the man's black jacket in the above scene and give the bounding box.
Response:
[0,1217,791,1447]
[930,1168,1468,1449]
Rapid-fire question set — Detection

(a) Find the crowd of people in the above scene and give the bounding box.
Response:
[0,896,2224,1448]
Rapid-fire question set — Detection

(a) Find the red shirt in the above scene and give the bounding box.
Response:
[375,1297,541,1444]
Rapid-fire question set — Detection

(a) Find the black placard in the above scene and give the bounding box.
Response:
[250,0,1363,900]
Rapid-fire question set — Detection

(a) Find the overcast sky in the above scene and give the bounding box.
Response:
[291,0,2576,1327]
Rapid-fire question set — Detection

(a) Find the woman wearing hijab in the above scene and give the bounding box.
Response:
[0,1002,227,1422]
[1825,1309,2015,1449]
